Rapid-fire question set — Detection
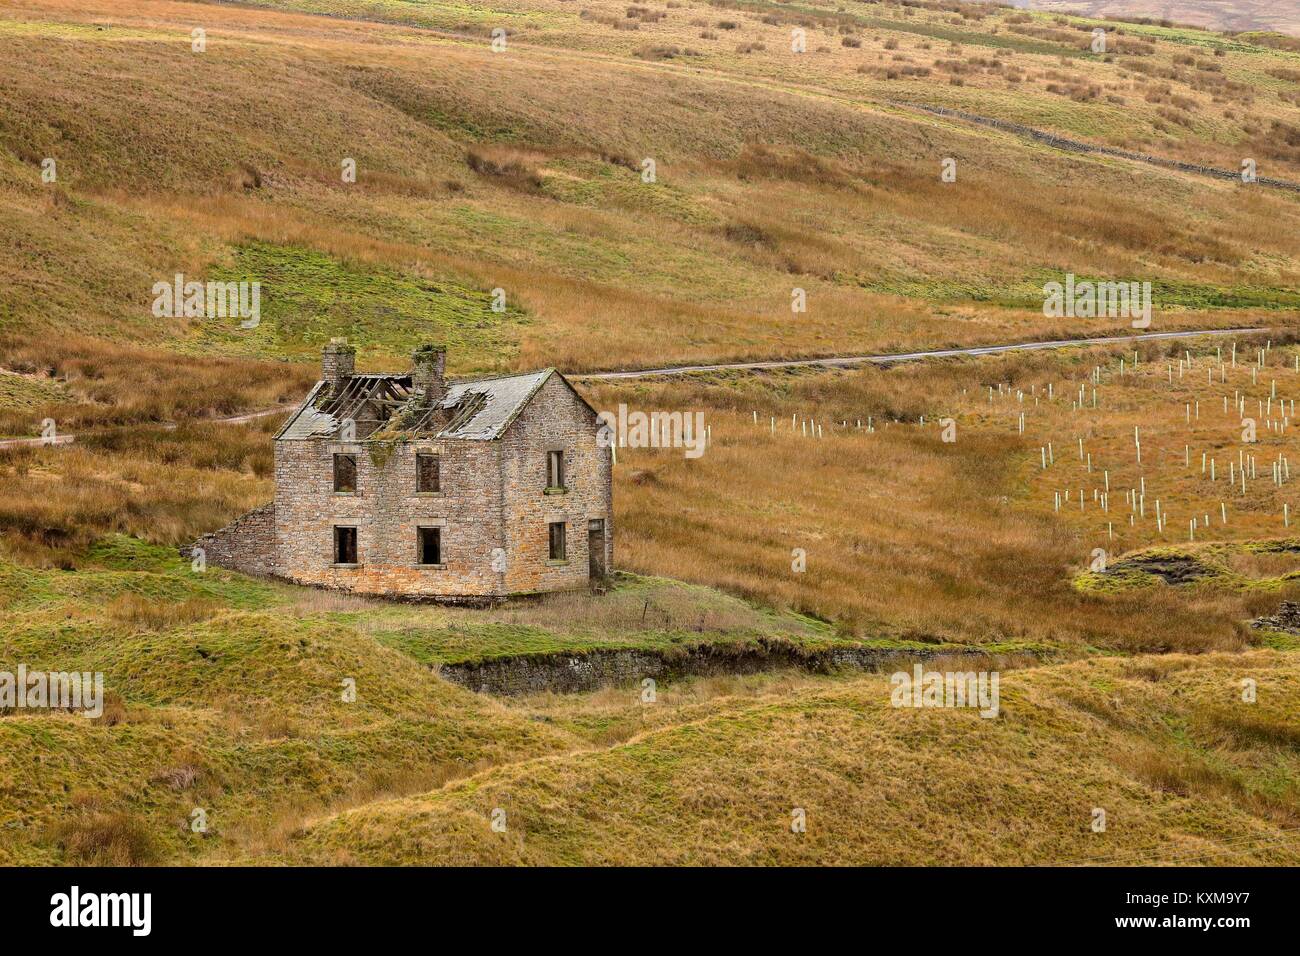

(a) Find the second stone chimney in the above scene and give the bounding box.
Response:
[411,344,447,405]
[322,338,355,389]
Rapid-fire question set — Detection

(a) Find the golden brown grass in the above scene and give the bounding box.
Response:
[587,335,1300,653]
[0,335,314,436]
[274,651,1300,866]
[2,0,1299,387]
[106,593,222,631]
[0,419,278,564]
[51,806,160,866]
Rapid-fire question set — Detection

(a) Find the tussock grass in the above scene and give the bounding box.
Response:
[106,593,223,632]
[276,652,1300,865]
[0,544,588,864]
[0,422,277,565]
[51,809,160,867]
[589,346,1264,653]
[0,335,314,436]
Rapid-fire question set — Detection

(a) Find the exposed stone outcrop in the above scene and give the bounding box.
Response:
[439,641,1035,696]
[1251,601,1300,634]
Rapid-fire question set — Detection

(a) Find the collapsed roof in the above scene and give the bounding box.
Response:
[275,368,555,442]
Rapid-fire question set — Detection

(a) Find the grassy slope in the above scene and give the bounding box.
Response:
[0,540,837,864]
[592,339,1300,654]
[2,0,1299,384]
[4,539,1297,866]
[278,651,1300,866]
[2,0,1300,866]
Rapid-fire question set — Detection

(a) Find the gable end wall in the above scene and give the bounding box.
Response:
[499,374,612,594]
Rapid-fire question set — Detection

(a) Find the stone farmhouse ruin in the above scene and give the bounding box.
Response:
[194,340,613,601]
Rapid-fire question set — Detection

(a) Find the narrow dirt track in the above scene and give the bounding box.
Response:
[572,327,1267,381]
[0,328,1270,447]
[0,405,295,450]
[892,101,1300,194]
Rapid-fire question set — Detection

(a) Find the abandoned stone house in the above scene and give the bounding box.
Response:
[194,340,613,601]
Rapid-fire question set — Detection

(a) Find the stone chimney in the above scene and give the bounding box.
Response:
[412,344,447,404]
[322,338,355,388]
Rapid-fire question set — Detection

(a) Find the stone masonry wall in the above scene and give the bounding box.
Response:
[268,372,611,600]
[192,503,277,578]
[273,439,505,599]
[498,375,613,595]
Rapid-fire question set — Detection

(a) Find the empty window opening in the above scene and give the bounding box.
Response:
[547,450,565,489]
[333,454,357,493]
[548,521,566,561]
[418,527,443,566]
[334,526,358,565]
[416,453,440,493]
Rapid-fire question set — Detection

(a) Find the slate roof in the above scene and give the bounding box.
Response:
[275,368,557,442]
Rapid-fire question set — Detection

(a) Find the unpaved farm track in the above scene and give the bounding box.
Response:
[893,101,1300,194]
[573,327,1266,381]
[0,405,295,450]
[0,328,1269,445]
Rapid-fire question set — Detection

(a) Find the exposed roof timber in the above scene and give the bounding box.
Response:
[277,368,562,441]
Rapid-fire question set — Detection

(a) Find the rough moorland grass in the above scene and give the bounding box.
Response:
[192,241,528,368]
[0,369,64,410]
[8,536,1293,866]
[3,0,1300,867]
[0,541,856,864]
[0,419,281,565]
[3,0,1300,388]
[275,651,1300,866]
[353,571,842,665]
[0,334,316,437]
[0,549,587,864]
[589,342,1279,654]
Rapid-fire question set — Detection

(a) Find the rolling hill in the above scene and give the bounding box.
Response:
[3,0,1300,866]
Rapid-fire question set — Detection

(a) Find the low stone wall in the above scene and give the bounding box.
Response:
[190,503,277,578]
[440,640,1029,696]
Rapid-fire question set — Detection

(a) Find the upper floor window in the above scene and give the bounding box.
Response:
[416,453,440,493]
[333,454,357,493]
[546,450,565,490]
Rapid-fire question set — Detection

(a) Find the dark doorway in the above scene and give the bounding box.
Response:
[588,518,606,580]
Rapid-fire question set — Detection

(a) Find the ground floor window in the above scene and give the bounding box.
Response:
[418,526,443,566]
[334,526,358,564]
[548,521,566,561]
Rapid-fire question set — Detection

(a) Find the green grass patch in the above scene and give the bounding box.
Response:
[856,271,1300,311]
[0,370,65,413]
[188,241,528,370]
